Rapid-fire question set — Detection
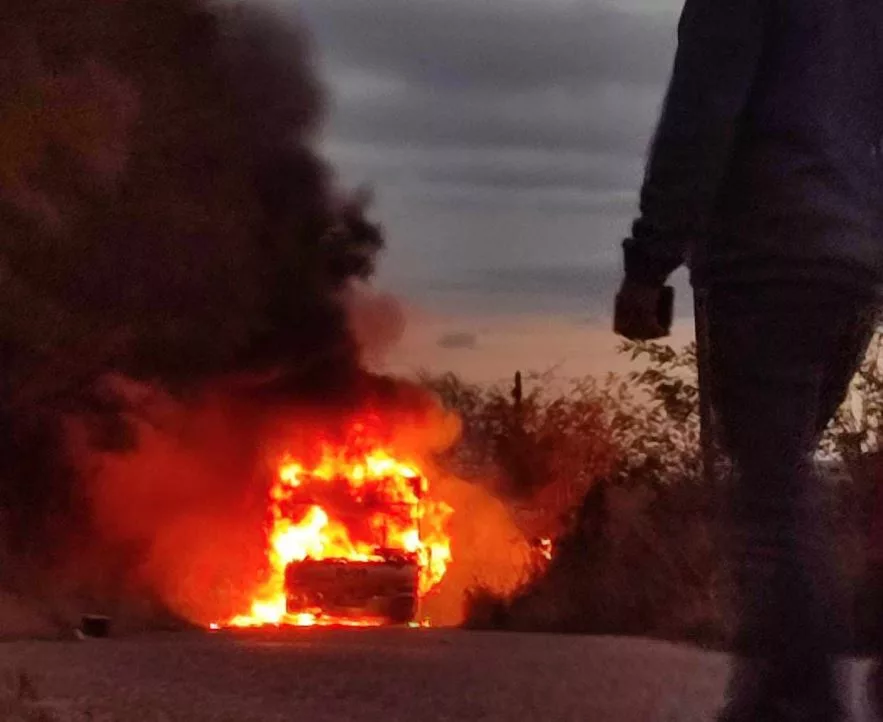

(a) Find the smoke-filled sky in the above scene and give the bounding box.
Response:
[281,0,695,382]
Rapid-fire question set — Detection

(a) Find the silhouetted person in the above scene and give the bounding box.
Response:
[614,1,883,720]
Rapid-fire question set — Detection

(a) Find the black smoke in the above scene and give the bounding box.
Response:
[0,0,394,578]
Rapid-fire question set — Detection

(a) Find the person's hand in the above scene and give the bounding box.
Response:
[613,280,672,340]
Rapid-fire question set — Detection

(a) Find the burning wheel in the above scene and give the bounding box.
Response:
[385,595,417,625]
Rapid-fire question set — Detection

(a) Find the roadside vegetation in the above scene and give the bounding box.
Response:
[432,334,883,649]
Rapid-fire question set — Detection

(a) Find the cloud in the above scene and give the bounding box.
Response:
[410,264,694,318]
[299,0,679,163]
[437,331,479,350]
[326,140,644,214]
[423,264,625,315]
[269,0,686,313]
[389,185,638,214]
[325,68,664,162]
[300,0,680,175]
[377,306,696,385]
[298,0,677,94]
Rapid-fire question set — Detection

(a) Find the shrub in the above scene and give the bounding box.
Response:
[457,335,883,649]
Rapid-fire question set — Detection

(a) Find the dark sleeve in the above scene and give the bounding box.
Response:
[622,0,768,285]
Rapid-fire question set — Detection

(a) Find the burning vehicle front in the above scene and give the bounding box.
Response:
[284,550,420,624]
[225,419,453,628]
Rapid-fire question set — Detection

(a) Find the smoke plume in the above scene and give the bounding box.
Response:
[1,0,386,389]
[0,0,394,597]
[0,0,520,631]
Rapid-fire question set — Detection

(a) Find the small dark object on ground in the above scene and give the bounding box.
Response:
[16,670,37,701]
[80,615,111,638]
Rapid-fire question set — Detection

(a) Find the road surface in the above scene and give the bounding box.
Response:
[0,628,878,721]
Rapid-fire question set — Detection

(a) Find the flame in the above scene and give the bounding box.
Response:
[224,420,453,628]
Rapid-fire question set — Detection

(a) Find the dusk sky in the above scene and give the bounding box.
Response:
[289,0,695,383]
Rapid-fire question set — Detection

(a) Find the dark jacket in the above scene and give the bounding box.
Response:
[624,0,883,293]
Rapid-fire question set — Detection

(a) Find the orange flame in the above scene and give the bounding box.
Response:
[224,420,453,628]
[538,537,553,562]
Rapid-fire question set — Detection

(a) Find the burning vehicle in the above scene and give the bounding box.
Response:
[284,553,420,625]
[279,476,427,625]
[225,418,453,628]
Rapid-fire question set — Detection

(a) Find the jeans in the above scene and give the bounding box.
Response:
[705,281,878,711]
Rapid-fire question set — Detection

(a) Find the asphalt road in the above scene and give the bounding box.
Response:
[0,629,879,722]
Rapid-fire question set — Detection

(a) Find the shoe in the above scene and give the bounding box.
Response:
[719,697,843,722]
[869,661,883,719]
[718,659,844,722]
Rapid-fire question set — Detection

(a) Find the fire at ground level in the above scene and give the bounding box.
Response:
[85,402,543,632]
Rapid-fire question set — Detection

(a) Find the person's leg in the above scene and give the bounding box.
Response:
[811,306,883,716]
[707,282,876,721]
[814,310,878,441]
[813,308,878,654]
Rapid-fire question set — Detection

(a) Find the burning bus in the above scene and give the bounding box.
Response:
[225,419,453,628]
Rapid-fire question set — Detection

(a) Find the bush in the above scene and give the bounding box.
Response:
[457,336,883,649]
